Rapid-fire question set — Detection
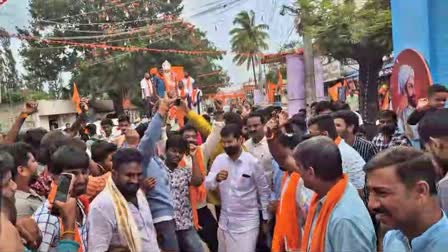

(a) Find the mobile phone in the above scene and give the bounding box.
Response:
[175,99,181,106]
[48,173,75,204]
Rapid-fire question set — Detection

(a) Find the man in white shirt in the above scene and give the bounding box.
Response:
[140,73,155,116]
[182,71,195,95]
[244,111,274,184]
[206,123,271,252]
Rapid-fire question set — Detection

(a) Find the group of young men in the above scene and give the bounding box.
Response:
[0,83,447,252]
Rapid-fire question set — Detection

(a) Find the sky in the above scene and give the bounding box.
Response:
[0,0,298,86]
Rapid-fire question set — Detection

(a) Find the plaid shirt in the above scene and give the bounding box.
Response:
[372,130,412,152]
[33,200,88,252]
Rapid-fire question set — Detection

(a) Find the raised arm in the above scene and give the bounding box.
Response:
[3,101,38,144]
[67,98,89,138]
[138,106,165,166]
[190,153,204,187]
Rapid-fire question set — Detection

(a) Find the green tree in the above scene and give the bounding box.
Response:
[295,0,392,126]
[19,0,226,114]
[230,10,269,89]
[0,27,20,103]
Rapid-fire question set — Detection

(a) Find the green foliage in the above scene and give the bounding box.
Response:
[230,10,269,86]
[295,0,392,123]
[19,0,227,113]
[2,90,53,104]
[0,27,20,91]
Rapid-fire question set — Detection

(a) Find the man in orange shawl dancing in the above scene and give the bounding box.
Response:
[293,136,376,252]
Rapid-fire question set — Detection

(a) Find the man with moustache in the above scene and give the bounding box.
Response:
[372,110,412,152]
[7,142,43,218]
[366,146,448,251]
[206,124,271,252]
[244,111,274,187]
[34,145,90,252]
[418,109,448,212]
[88,148,160,252]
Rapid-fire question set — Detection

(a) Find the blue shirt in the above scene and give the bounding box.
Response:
[383,212,448,252]
[153,76,166,97]
[271,160,285,200]
[138,113,175,222]
[307,183,376,252]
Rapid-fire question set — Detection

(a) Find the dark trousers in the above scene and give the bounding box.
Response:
[144,97,153,117]
[256,211,270,252]
[154,220,179,252]
[197,206,218,252]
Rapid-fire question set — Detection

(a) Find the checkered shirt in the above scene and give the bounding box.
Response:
[372,130,412,152]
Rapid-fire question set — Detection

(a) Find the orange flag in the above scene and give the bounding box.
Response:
[72,83,81,113]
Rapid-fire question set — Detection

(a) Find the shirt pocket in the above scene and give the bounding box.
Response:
[234,173,253,192]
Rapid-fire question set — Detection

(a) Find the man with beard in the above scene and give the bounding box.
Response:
[180,123,223,252]
[8,142,44,218]
[366,146,448,251]
[88,148,160,252]
[206,123,271,252]
[418,109,448,212]
[397,65,420,148]
[34,145,90,252]
[372,110,411,152]
[333,110,378,162]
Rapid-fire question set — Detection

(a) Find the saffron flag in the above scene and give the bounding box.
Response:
[72,83,81,113]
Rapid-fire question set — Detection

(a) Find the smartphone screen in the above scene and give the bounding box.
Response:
[55,174,73,202]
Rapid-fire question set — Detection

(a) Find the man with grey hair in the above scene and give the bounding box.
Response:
[397,64,420,148]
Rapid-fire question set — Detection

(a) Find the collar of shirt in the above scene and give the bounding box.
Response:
[247,136,267,147]
[388,211,448,251]
[15,189,44,200]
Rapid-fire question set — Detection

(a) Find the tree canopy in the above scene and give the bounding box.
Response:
[230,10,269,88]
[18,0,227,113]
[295,0,392,125]
[0,27,19,102]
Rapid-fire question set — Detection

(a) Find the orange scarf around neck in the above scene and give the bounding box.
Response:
[301,174,349,252]
[59,195,90,252]
[334,136,342,145]
[272,172,302,252]
[179,147,207,230]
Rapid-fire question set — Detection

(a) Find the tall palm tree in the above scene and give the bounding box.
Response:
[230,10,269,89]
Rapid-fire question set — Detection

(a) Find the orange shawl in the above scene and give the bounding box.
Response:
[301,174,349,252]
[59,195,90,252]
[179,147,207,230]
[272,172,302,252]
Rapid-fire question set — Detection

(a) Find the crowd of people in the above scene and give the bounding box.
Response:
[0,81,447,252]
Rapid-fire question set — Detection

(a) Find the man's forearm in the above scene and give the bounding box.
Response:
[3,114,27,144]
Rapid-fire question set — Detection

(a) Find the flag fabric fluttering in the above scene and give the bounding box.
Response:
[72,83,81,113]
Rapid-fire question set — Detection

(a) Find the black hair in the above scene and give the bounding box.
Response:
[314,101,332,114]
[6,142,33,179]
[307,114,338,140]
[332,110,360,133]
[49,145,90,175]
[85,124,97,135]
[38,131,71,165]
[378,110,398,123]
[246,111,266,124]
[220,123,243,139]
[278,132,303,150]
[293,136,343,181]
[112,148,143,172]
[135,122,149,139]
[165,134,189,154]
[428,84,447,97]
[101,118,113,127]
[364,146,437,195]
[331,101,350,111]
[91,141,118,164]
[202,114,211,124]
[0,151,14,177]
[289,114,307,132]
[118,114,130,124]
[418,109,448,143]
[223,112,243,127]
[23,128,48,158]
[179,124,198,136]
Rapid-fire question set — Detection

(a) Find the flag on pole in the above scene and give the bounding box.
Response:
[72,83,81,113]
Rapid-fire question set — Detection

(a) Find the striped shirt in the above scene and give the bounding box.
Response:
[352,136,379,162]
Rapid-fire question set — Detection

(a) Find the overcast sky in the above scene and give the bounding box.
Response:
[0,0,298,85]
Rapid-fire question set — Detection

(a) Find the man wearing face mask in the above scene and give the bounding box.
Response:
[372,110,411,152]
[206,123,271,252]
[7,142,44,218]
[418,109,448,212]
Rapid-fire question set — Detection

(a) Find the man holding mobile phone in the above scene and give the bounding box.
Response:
[33,145,90,252]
